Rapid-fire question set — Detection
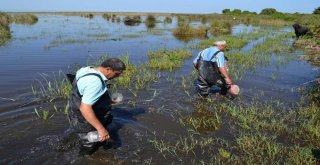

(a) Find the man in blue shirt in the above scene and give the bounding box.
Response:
[67,58,125,155]
[193,40,232,98]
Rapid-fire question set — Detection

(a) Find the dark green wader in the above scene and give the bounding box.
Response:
[197,51,229,97]
[67,73,113,155]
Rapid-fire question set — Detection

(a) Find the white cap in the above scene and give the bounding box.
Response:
[214,40,227,46]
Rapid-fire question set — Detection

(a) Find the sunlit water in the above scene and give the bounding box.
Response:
[0,14,318,164]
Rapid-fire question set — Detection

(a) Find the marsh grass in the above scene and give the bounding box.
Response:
[147,48,192,71]
[227,32,293,80]
[0,12,11,45]
[10,14,38,25]
[112,54,159,92]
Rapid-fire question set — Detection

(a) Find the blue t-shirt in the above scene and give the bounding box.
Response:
[76,67,108,105]
[193,46,225,67]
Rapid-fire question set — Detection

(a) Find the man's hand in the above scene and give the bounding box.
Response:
[225,77,232,85]
[219,67,232,85]
[97,128,110,142]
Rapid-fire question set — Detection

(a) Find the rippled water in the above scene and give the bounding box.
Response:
[0,14,318,164]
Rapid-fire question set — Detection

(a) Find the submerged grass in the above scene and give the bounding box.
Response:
[227,32,293,80]
[148,97,319,164]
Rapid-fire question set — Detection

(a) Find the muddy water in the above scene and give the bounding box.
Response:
[0,14,319,164]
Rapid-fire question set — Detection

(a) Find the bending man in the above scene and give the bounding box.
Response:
[193,40,232,98]
[67,58,125,155]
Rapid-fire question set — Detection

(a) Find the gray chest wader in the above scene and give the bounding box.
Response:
[67,73,113,155]
[197,50,228,96]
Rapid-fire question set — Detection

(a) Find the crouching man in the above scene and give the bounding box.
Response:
[193,40,232,98]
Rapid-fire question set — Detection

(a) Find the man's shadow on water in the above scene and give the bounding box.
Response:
[106,107,145,148]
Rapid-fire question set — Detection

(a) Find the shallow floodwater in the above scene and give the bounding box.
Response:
[0,14,319,164]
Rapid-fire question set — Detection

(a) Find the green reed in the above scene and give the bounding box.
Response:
[34,108,54,121]
[31,71,72,101]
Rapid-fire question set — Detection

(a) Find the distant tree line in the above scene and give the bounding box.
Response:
[223,6,320,15]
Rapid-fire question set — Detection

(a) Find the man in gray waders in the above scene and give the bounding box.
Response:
[193,40,232,98]
[67,58,125,155]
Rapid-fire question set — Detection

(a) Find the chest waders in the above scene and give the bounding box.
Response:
[197,51,228,97]
[67,73,113,155]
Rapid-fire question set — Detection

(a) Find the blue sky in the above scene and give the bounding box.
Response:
[0,0,319,14]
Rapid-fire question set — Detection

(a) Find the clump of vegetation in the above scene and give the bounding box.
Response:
[0,12,11,45]
[0,12,38,46]
[181,104,221,132]
[102,13,112,21]
[145,15,156,28]
[173,25,208,42]
[147,48,192,71]
[164,16,172,24]
[293,14,320,60]
[81,13,94,19]
[10,14,38,24]
[123,16,141,26]
[176,15,190,27]
[209,20,232,36]
[102,14,118,22]
[192,35,248,50]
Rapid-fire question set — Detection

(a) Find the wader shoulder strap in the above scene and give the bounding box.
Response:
[76,73,105,86]
[76,73,106,97]
[209,50,221,61]
[198,50,221,61]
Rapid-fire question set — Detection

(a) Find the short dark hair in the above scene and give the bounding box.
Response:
[101,58,126,71]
